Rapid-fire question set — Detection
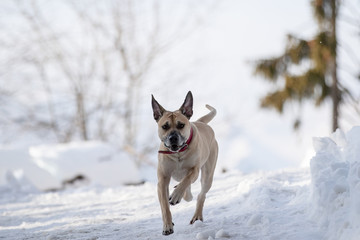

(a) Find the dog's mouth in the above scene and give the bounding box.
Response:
[170,144,180,152]
[163,131,185,152]
[164,143,181,152]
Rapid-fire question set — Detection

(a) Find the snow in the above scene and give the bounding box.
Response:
[0,142,141,191]
[310,126,360,240]
[0,168,317,240]
[0,126,359,239]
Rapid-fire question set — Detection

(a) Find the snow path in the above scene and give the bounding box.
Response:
[0,168,323,240]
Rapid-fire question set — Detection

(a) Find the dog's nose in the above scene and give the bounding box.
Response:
[169,133,179,144]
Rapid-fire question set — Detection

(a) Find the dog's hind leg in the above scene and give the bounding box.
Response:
[190,141,218,224]
[183,185,193,202]
[169,167,199,206]
[190,169,213,224]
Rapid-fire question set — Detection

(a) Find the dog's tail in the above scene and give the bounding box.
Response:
[196,105,216,124]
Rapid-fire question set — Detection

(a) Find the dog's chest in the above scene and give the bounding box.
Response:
[172,168,188,182]
[171,160,190,182]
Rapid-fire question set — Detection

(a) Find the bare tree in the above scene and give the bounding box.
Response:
[0,0,211,164]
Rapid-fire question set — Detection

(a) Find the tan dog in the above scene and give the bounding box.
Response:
[151,91,218,235]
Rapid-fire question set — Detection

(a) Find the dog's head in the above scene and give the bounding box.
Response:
[152,91,193,152]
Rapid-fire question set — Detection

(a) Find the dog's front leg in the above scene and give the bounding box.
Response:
[169,167,199,205]
[158,174,173,235]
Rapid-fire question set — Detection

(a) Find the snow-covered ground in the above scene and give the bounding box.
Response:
[1,126,360,239]
[0,168,316,240]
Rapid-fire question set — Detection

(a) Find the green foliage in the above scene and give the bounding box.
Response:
[253,0,343,131]
[312,0,326,23]
[253,0,360,132]
[254,35,311,82]
[285,35,311,64]
[254,57,284,81]
[260,90,289,113]
[254,32,332,112]
[311,0,338,24]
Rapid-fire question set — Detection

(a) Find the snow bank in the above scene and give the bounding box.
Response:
[0,147,58,191]
[29,141,141,188]
[0,170,39,202]
[0,141,141,191]
[310,126,360,240]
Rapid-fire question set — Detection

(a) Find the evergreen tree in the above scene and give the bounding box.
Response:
[253,0,349,132]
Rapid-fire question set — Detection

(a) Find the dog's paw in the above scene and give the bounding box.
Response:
[190,214,203,225]
[162,223,174,236]
[169,188,183,205]
[162,229,174,236]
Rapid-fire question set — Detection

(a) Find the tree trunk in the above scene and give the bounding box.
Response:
[124,79,136,147]
[330,0,340,132]
[76,91,88,141]
[331,64,339,132]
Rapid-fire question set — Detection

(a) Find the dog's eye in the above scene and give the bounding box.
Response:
[177,123,185,129]
[162,124,170,130]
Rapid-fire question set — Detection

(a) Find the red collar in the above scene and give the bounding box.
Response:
[159,127,194,154]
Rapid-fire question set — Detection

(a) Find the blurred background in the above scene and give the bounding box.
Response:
[0,0,359,189]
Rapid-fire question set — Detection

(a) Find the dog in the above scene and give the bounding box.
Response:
[151,91,218,235]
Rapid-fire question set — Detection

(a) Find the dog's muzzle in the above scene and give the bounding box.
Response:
[159,127,193,154]
[164,131,185,152]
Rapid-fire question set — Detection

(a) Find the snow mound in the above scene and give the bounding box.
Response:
[29,141,141,189]
[0,147,57,191]
[247,213,263,226]
[196,228,231,239]
[310,126,360,240]
[0,170,39,199]
[0,141,141,191]
[215,229,231,238]
[196,229,216,240]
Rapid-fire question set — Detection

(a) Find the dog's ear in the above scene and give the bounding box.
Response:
[179,91,193,119]
[152,95,165,122]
